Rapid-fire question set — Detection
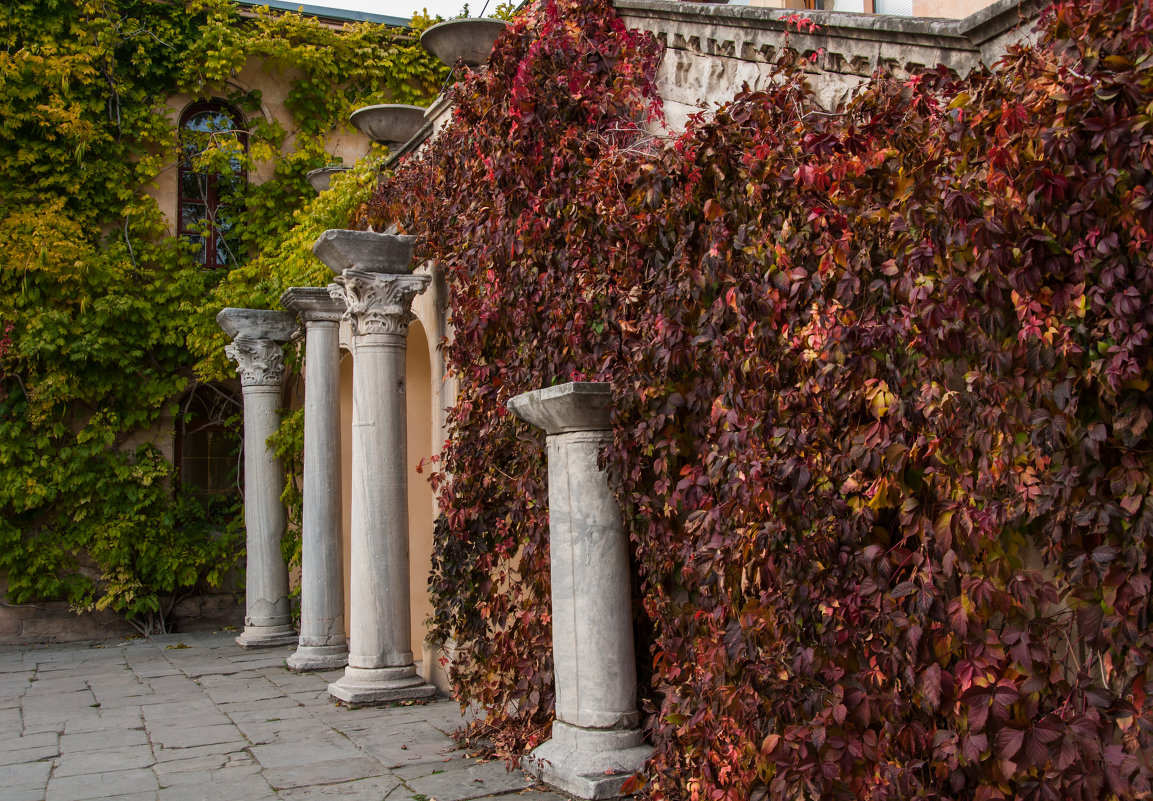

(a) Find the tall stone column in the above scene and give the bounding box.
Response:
[217,308,299,649]
[507,382,652,799]
[280,288,348,672]
[314,229,436,704]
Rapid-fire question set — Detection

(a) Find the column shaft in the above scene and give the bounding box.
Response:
[239,383,292,633]
[507,382,652,799]
[348,335,413,669]
[284,301,348,671]
[548,429,638,729]
[315,231,435,706]
[218,307,299,650]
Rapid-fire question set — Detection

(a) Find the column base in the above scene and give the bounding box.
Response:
[286,644,349,672]
[236,624,298,649]
[522,721,653,800]
[328,665,437,706]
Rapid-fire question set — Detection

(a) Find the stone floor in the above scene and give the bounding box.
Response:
[0,631,559,801]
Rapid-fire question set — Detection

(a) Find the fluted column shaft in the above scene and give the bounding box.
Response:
[282,288,348,671]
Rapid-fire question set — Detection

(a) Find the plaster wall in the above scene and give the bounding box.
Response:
[914,0,998,18]
[147,57,374,239]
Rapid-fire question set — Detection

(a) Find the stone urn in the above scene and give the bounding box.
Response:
[349,104,427,147]
[306,166,350,193]
[420,17,508,68]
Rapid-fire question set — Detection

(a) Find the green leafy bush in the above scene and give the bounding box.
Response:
[0,0,443,633]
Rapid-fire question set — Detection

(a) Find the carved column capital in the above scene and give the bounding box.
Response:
[329,270,432,337]
[225,336,287,388]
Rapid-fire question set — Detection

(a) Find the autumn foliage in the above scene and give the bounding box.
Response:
[363,0,1153,797]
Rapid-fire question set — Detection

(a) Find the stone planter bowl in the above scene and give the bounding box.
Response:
[312,229,417,275]
[420,18,508,68]
[349,104,427,146]
[306,166,350,193]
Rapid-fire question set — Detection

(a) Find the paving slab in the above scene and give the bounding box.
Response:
[1,632,551,801]
[277,775,404,800]
[406,759,539,801]
[45,767,159,800]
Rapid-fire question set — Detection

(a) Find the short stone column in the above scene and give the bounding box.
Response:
[280,288,348,671]
[507,382,652,799]
[217,308,299,649]
[315,229,436,704]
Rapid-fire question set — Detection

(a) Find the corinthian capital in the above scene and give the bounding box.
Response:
[225,336,287,387]
[329,270,431,337]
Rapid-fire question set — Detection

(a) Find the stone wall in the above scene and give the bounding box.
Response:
[614,0,1039,128]
[0,575,244,646]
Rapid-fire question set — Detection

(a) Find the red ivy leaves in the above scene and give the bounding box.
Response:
[360,0,1153,798]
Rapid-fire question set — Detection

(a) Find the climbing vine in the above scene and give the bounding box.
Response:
[366,0,1153,797]
[0,0,444,633]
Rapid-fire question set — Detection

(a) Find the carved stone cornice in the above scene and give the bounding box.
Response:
[225,336,287,388]
[329,270,431,337]
[281,286,345,325]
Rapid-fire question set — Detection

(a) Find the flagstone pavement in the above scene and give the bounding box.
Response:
[0,631,560,801]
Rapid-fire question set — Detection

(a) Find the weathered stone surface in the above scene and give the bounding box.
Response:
[326,267,435,705]
[306,166,350,194]
[614,0,1037,128]
[506,381,612,435]
[420,17,508,67]
[406,759,536,801]
[282,287,348,674]
[523,723,651,800]
[4,632,532,801]
[46,767,159,801]
[509,382,652,799]
[277,775,404,800]
[349,104,427,146]
[215,308,297,343]
[263,756,389,790]
[311,229,416,275]
[220,311,297,650]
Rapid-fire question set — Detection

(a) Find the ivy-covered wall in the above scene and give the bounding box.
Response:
[364,0,1153,797]
[0,0,444,635]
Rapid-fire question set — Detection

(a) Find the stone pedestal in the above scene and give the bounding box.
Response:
[280,288,349,672]
[506,382,652,799]
[316,229,436,705]
[218,308,299,649]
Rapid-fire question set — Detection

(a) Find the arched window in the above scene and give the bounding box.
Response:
[178,101,247,270]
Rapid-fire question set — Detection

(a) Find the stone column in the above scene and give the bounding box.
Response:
[217,308,299,649]
[507,382,652,799]
[314,229,436,704]
[280,288,348,672]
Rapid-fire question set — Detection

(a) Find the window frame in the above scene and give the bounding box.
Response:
[177,100,248,271]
